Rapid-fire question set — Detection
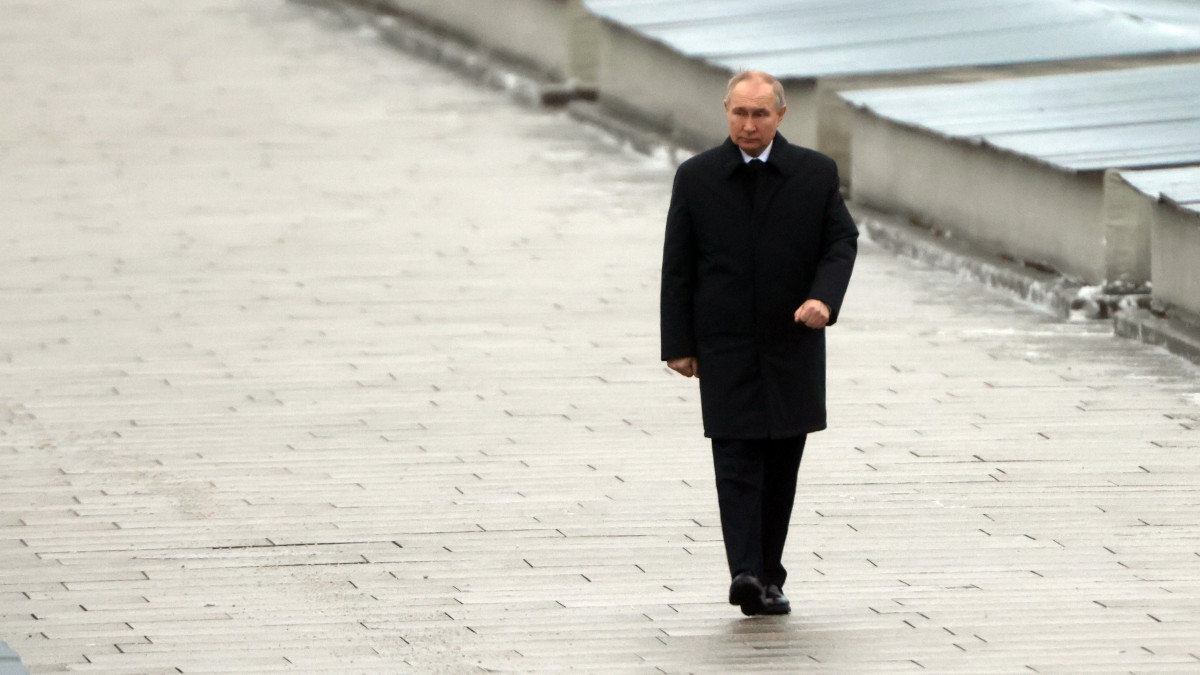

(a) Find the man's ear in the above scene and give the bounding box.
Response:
[777,105,787,121]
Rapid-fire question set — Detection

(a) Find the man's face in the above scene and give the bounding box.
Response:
[725,79,786,157]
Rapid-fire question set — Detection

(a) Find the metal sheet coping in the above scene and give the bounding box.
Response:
[842,61,1200,172]
[1119,166,1200,213]
[582,0,1200,78]
[1082,0,1200,27]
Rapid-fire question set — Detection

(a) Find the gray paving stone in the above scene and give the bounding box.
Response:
[3,0,1200,673]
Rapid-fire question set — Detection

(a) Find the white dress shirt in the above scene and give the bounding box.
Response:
[740,140,774,164]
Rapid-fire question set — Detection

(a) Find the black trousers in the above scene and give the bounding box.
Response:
[711,436,806,588]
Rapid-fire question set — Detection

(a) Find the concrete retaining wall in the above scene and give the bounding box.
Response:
[592,19,818,151]
[590,20,922,166]
[1100,170,1154,286]
[850,110,1107,283]
[367,0,598,86]
[1152,201,1200,318]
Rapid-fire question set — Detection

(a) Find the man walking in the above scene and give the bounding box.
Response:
[660,70,857,616]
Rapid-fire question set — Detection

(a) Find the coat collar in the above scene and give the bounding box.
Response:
[721,133,801,178]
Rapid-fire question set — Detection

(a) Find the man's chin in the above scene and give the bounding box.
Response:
[736,141,765,156]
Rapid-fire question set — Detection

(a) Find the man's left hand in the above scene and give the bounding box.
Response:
[793,299,830,329]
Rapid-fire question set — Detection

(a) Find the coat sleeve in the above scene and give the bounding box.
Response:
[808,166,858,327]
[660,168,697,361]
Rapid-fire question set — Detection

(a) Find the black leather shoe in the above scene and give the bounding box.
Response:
[729,572,765,616]
[761,584,790,615]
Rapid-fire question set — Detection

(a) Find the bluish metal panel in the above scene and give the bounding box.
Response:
[583,0,1200,78]
[843,62,1200,171]
[1089,0,1200,27]
[1120,167,1200,211]
[987,120,1200,171]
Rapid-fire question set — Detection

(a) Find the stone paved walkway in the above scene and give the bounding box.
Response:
[2,1,1200,673]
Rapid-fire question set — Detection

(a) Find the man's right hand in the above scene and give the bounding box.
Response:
[667,357,698,378]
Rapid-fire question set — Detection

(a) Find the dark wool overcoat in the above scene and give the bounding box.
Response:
[660,134,858,439]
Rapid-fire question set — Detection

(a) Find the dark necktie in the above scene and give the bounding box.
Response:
[744,159,766,206]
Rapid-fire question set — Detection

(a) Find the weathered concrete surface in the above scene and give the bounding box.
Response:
[1104,167,1200,361]
[1116,309,1200,366]
[1101,170,1155,288]
[849,108,1110,284]
[3,1,1200,673]
[1150,199,1200,321]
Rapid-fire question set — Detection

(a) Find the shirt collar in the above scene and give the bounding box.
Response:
[740,139,774,164]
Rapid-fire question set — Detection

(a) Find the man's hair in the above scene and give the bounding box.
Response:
[724,70,786,111]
